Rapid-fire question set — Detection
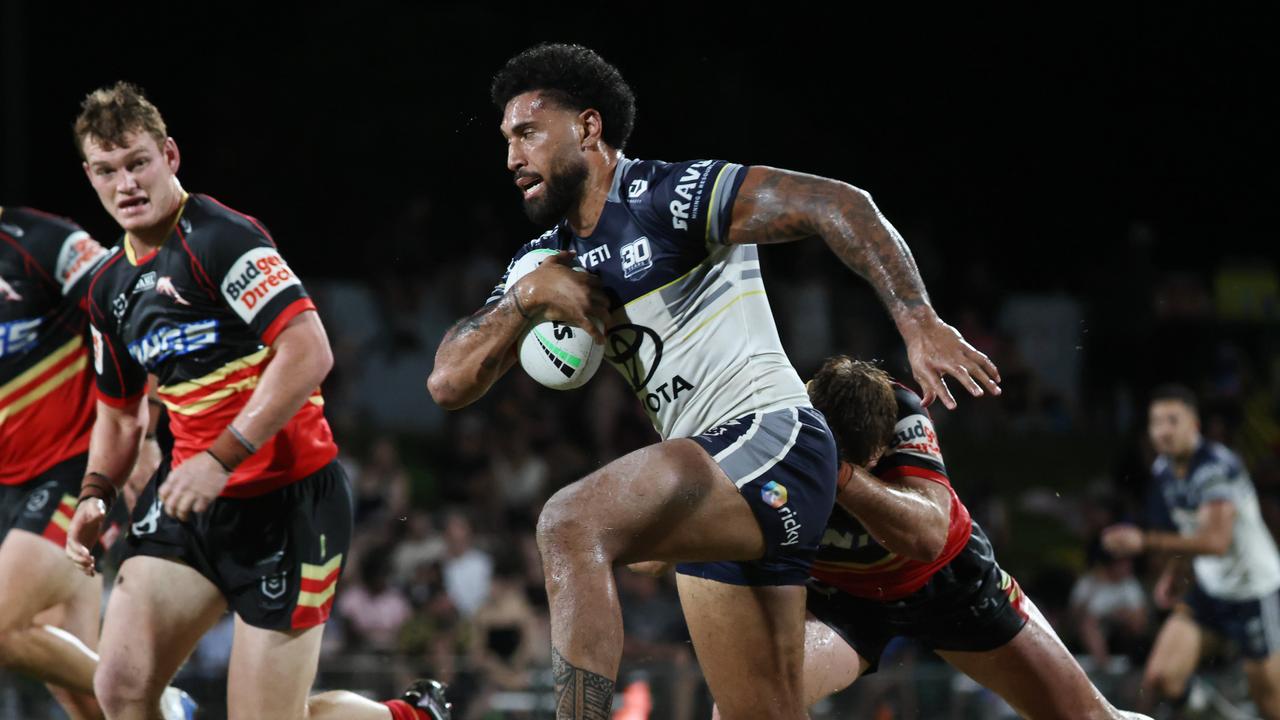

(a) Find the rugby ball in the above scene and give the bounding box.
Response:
[506,249,604,390]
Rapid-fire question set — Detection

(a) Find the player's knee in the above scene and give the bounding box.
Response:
[535,484,599,560]
[1142,667,1186,700]
[94,656,157,715]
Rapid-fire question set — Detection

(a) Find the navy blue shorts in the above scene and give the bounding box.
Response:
[676,406,838,586]
[1184,583,1280,660]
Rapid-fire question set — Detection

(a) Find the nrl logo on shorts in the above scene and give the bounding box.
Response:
[25,488,50,513]
[112,293,128,322]
[261,572,288,600]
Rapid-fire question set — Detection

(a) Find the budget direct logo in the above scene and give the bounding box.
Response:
[761,480,789,509]
[221,248,301,324]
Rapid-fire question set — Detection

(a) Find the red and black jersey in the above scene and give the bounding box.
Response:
[809,383,973,601]
[1,207,109,485]
[87,194,337,498]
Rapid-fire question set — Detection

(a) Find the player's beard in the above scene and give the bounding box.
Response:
[522,154,589,228]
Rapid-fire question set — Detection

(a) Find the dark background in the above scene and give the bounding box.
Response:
[4,2,1276,276]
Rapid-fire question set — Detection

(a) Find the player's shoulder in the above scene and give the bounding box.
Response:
[1194,441,1245,481]
[884,380,945,468]
[891,381,929,420]
[179,194,274,251]
[1,206,84,241]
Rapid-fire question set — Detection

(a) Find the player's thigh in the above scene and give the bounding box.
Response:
[542,437,765,564]
[226,616,324,720]
[801,613,869,706]
[0,528,87,631]
[677,573,807,720]
[937,597,1121,720]
[1243,652,1280,717]
[30,577,102,654]
[1142,609,1202,690]
[97,556,226,696]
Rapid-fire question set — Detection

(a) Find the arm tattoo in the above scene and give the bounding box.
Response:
[448,301,503,341]
[729,167,931,317]
[552,647,614,720]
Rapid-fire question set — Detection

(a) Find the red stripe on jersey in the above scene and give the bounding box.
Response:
[0,347,87,411]
[175,224,220,301]
[300,569,341,594]
[0,232,56,288]
[290,600,333,630]
[261,298,315,346]
[86,251,137,400]
[0,357,94,485]
[878,465,950,487]
[810,483,973,601]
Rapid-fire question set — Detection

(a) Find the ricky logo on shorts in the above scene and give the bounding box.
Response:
[762,481,803,548]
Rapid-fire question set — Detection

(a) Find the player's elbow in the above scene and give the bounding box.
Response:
[907,528,948,563]
[426,367,473,411]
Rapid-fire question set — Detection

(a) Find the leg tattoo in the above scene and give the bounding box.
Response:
[552,647,614,720]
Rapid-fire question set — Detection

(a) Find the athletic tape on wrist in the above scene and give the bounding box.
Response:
[78,472,117,511]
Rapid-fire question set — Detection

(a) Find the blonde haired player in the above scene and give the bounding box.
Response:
[64,82,449,720]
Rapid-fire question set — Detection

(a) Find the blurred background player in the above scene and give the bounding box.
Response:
[2,205,113,719]
[0,206,194,719]
[61,82,450,720]
[428,44,1000,720]
[1104,385,1280,719]
[724,355,1150,720]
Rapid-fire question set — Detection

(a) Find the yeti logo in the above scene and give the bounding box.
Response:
[261,572,288,601]
[132,496,162,536]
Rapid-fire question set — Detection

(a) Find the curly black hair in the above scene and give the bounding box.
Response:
[807,356,898,467]
[490,43,636,150]
[1150,383,1198,413]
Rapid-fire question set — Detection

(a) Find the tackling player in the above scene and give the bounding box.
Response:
[718,356,1150,720]
[428,44,1000,719]
[1,206,195,719]
[62,82,449,720]
[1104,385,1280,719]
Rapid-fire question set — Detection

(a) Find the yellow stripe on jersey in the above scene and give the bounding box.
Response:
[157,347,271,398]
[0,353,87,423]
[301,554,343,581]
[680,290,766,342]
[0,336,83,406]
[704,164,730,245]
[159,376,259,416]
[297,583,337,609]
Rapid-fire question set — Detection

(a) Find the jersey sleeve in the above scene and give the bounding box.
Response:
[87,274,147,407]
[630,159,747,248]
[874,385,950,485]
[14,209,108,300]
[195,215,315,345]
[1196,462,1238,504]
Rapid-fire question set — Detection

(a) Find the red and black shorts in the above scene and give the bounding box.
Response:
[806,523,1029,674]
[124,459,352,631]
[0,453,86,549]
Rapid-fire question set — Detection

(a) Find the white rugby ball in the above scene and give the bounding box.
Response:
[506,249,604,390]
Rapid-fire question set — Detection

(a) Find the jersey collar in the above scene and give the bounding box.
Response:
[124,192,190,266]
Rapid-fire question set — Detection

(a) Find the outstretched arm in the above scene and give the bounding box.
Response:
[1102,500,1235,559]
[727,166,1001,408]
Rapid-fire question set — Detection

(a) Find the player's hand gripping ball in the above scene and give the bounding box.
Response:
[507,249,604,390]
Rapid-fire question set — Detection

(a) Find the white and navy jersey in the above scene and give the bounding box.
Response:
[1155,441,1280,600]
[488,157,811,439]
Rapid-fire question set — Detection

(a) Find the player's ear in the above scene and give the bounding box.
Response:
[163,137,181,173]
[578,109,603,150]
